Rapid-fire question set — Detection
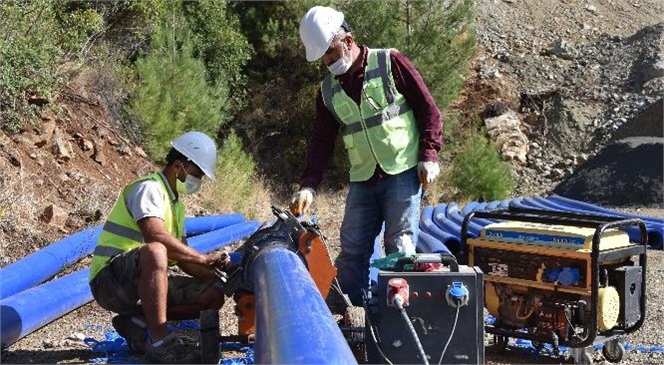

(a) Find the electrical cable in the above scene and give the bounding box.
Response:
[394,296,429,365]
[362,289,394,365]
[437,305,461,365]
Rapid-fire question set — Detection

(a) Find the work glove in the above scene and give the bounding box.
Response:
[417,161,440,187]
[290,187,315,216]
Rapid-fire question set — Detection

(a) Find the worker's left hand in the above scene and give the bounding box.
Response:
[417,161,440,187]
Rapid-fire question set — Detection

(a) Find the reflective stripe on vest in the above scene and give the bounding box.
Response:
[89,172,184,280]
[321,48,419,182]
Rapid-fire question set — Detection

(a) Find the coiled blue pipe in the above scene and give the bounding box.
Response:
[419,205,461,254]
[253,246,356,364]
[0,220,260,349]
[520,197,646,245]
[418,230,453,254]
[0,214,245,299]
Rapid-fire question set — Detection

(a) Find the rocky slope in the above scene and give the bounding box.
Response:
[471,0,663,197]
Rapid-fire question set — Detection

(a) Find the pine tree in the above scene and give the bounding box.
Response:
[128,15,229,160]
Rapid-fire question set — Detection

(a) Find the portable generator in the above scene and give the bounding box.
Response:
[461,207,647,364]
[363,253,485,364]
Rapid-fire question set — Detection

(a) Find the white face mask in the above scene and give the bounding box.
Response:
[328,42,353,76]
[176,166,203,194]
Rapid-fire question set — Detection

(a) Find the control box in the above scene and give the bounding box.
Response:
[365,254,484,364]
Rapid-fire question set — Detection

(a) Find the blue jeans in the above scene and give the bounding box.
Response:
[337,167,422,305]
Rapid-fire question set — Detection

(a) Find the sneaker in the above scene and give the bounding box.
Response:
[112,315,147,355]
[144,333,200,364]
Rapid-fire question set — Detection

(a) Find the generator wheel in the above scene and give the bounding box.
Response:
[602,340,625,363]
[199,309,221,364]
[343,306,367,363]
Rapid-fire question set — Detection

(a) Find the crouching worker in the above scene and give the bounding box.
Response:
[89,131,230,363]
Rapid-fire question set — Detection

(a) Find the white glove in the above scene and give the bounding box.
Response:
[290,187,315,215]
[417,161,440,186]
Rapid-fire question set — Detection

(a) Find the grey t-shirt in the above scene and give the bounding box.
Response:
[125,180,166,222]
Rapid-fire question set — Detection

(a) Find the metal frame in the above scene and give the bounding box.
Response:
[460,207,647,349]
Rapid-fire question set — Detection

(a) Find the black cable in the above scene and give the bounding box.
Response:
[394,296,429,365]
[361,289,394,365]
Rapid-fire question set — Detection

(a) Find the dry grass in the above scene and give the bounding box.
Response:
[0,166,45,227]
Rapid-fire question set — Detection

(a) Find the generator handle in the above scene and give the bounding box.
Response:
[394,253,459,272]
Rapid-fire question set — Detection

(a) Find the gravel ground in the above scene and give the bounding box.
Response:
[2,205,662,365]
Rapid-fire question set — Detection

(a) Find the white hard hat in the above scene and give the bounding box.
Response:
[171,131,217,180]
[299,6,345,62]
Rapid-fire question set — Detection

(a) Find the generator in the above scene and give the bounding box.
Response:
[363,253,485,364]
[461,207,648,365]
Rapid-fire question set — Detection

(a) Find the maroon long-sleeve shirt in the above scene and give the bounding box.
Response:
[300,45,443,190]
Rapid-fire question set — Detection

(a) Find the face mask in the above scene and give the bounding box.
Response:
[176,166,203,194]
[328,42,353,76]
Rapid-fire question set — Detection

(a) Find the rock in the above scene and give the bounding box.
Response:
[52,128,72,162]
[40,204,68,227]
[117,145,132,156]
[92,141,106,166]
[554,137,663,207]
[69,333,85,341]
[35,120,56,147]
[484,110,530,164]
[134,146,148,158]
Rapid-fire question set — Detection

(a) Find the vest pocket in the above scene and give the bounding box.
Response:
[343,134,363,165]
[382,117,410,151]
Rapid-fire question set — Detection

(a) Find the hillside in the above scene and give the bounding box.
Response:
[1,0,663,364]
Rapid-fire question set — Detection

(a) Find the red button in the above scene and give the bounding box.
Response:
[412,292,419,298]
[425,292,432,298]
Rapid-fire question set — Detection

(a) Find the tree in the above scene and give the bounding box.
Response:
[336,0,476,112]
[127,14,229,160]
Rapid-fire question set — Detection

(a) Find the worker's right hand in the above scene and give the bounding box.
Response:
[207,250,231,271]
[289,187,315,216]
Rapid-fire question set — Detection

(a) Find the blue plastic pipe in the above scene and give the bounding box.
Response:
[0,227,102,300]
[184,213,245,236]
[419,205,461,254]
[446,203,484,237]
[432,204,464,240]
[548,195,664,226]
[253,245,356,364]
[418,230,453,254]
[0,214,245,300]
[1,269,93,350]
[0,221,260,349]
[514,197,649,246]
[538,196,663,248]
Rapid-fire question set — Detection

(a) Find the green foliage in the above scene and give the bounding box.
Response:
[128,15,229,160]
[337,0,476,112]
[227,1,326,188]
[449,130,514,201]
[0,0,61,132]
[203,130,268,217]
[180,1,253,88]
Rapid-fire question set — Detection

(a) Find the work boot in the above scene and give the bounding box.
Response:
[144,333,200,364]
[112,315,147,355]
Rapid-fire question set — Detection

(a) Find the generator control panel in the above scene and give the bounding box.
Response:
[365,254,484,364]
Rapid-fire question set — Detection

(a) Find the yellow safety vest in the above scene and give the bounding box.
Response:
[89,172,184,280]
[321,48,420,182]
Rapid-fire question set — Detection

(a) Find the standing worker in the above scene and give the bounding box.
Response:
[292,6,443,306]
[89,131,230,364]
